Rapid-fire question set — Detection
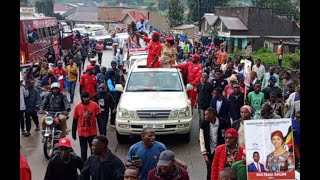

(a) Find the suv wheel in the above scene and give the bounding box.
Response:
[116,131,130,144]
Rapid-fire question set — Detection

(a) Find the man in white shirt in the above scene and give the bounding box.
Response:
[252,59,265,82]
[261,66,279,89]
[247,151,266,172]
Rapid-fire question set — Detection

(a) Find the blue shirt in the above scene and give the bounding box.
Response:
[127,141,167,180]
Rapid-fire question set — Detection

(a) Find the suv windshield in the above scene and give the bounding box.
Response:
[126,72,183,92]
[94,30,108,36]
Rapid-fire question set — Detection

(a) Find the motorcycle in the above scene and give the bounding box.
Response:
[40,111,63,160]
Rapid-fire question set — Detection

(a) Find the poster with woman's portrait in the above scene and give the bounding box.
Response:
[244,59,252,87]
[244,119,295,180]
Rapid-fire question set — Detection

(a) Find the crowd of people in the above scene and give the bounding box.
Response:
[20,20,300,180]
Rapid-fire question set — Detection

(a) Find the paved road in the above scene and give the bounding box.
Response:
[20,48,206,179]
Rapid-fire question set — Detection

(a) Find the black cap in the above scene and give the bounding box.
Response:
[111,61,117,65]
[81,91,90,98]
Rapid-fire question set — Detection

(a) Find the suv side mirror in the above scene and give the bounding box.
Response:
[186,84,193,91]
[115,84,123,92]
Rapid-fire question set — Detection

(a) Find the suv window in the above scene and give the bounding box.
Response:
[126,72,183,92]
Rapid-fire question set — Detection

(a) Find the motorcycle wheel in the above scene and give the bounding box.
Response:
[43,136,54,160]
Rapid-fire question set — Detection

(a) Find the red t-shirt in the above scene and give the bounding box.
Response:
[144,37,162,68]
[73,101,101,137]
[80,73,97,98]
[20,153,31,180]
[96,43,104,53]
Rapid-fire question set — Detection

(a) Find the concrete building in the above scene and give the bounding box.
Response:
[211,7,300,53]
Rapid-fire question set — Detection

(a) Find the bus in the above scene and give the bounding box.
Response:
[20,16,60,65]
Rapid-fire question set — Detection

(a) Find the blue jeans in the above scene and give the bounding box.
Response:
[97,111,108,136]
[68,80,77,102]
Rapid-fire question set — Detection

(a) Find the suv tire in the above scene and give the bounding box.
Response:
[116,131,130,144]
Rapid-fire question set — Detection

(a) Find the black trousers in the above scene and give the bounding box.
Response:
[97,53,103,65]
[206,153,214,180]
[20,110,26,132]
[79,135,96,163]
[97,111,109,136]
[25,112,39,132]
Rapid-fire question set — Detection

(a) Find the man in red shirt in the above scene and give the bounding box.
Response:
[138,31,162,68]
[53,61,67,92]
[210,128,245,180]
[80,65,97,99]
[20,153,32,180]
[72,91,101,162]
[173,54,203,108]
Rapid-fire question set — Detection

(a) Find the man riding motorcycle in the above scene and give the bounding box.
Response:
[39,82,71,137]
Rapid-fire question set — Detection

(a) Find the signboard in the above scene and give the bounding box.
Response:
[244,119,295,180]
[244,59,252,87]
[20,7,35,14]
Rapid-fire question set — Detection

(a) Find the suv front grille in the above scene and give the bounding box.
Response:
[137,110,171,119]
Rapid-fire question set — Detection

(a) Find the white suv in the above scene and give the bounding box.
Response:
[114,66,193,144]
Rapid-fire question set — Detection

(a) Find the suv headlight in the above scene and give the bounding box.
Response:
[178,107,191,118]
[170,110,178,118]
[118,108,136,118]
[45,116,54,125]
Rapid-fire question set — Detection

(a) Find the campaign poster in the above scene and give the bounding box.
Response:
[244,59,252,87]
[244,119,295,180]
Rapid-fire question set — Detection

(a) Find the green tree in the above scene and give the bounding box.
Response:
[251,0,300,20]
[159,0,169,11]
[168,0,184,27]
[35,0,54,16]
[187,0,230,23]
[20,0,30,6]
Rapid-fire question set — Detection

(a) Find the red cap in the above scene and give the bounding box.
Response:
[225,128,238,138]
[153,31,160,37]
[165,37,173,42]
[193,54,200,59]
[58,137,71,148]
[86,65,94,71]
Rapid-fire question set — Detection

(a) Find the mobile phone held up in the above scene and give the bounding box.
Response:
[131,155,140,161]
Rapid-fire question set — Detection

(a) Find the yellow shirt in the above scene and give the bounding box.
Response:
[66,64,78,82]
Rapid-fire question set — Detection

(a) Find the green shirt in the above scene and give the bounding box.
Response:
[232,160,247,180]
[247,91,265,112]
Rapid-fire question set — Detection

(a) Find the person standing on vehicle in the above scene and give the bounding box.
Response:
[126,127,187,180]
[66,58,78,103]
[20,79,29,136]
[199,107,228,180]
[136,31,162,68]
[173,54,203,109]
[197,73,213,127]
[96,40,104,65]
[93,84,116,136]
[44,137,84,180]
[24,80,41,135]
[78,135,125,180]
[72,91,101,163]
[53,61,67,92]
[41,69,58,91]
[80,65,97,99]
[40,82,71,137]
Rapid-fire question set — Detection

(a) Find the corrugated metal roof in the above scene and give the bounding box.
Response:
[63,7,77,17]
[76,6,97,12]
[120,11,147,22]
[201,13,218,26]
[219,16,248,30]
[172,24,195,30]
[66,12,98,22]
